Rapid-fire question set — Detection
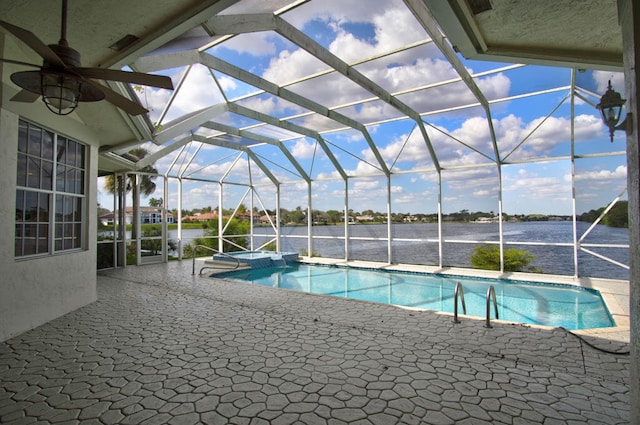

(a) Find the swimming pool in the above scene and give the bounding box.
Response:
[214,263,614,330]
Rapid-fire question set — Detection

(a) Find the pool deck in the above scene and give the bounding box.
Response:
[0,259,630,424]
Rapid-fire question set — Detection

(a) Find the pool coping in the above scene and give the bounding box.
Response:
[296,256,630,343]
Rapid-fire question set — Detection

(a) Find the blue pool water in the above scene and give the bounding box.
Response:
[214,263,614,330]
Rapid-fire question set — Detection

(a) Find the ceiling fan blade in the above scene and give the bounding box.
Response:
[77,68,174,89]
[0,58,40,68]
[0,20,66,68]
[81,78,148,115]
[11,89,40,103]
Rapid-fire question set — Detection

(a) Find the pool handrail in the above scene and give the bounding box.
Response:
[485,285,499,328]
[453,282,466,323]
[191,245,242,275]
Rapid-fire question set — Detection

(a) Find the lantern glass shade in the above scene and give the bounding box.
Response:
[600,104,622,126]
[42,72,81,115]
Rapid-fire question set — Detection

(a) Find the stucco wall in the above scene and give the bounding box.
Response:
[0,105,99,342]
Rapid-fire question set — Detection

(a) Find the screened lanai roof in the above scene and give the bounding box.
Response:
[1,0,627,215]
[102,0,626,215]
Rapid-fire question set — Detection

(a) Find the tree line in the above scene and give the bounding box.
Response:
[577,201,628,228]
[180,206,580,225]
[168,204,630,227]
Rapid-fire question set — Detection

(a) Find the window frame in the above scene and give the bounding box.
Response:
[15,119,87,259]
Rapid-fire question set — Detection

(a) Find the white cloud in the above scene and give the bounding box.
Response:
[217,75,237,93]
[353,179,380,190]
[215,32,278,57]
[496,113,604,159]
[262,49,328,85]
[449,116,493,154]
[367,128,433,168]
[169,65,226,117]
[502,168,571,204]
[389,72,510,118]
[144,65,227,125]
[592,70,625,93]
[257,2,465,122]
[316,170,343,180]
[361,108,605,175]
[141,87,172,124]
[344,157,387,176]
[329,31,379,64]
[573,114,605,140]
[284,0,416,40]
[444,167,499,191]
[289,139,317,159]
[473,189,492,197]
[237,96,278,115]
[476,72,512,101]
[574,165,627,182]
[180,184,220,209]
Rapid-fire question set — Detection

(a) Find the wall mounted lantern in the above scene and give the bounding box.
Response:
[596,80,632,142]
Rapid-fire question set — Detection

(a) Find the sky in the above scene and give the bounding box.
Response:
[99,0,627,217]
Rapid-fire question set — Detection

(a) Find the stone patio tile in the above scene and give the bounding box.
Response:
[0,261,630,425]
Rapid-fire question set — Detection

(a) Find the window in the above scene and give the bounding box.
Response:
[15,120,86,257]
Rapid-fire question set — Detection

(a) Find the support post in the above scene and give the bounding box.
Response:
[437,172,443,268]
[162,176,168,263]
[218,182,223,253]
[132,174,140,266]
[276,184,281,252]
[387,174,392,264]
[177,177,182,260]
[344,179,349,260]
[619,0,640,422]
[497,165,505,273]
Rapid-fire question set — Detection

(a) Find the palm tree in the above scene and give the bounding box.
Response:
[103,147,158,197]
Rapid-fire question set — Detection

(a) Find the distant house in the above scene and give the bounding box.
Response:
[243,211,261,223]
[182,211,219,222]
[356,215,375,222]
[183,211,262,223]
[100,207,174,226]
[473,216,501,224]
[260,214,276,225]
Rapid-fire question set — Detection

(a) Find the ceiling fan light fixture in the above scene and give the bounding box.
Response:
[0,0,173,116]
[11,69,106,115]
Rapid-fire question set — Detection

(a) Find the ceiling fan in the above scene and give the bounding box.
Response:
[0,0,174,115]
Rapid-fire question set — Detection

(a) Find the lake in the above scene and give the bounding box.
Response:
[170,221,629,280]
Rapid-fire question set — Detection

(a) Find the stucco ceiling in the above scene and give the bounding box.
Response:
[0,0,233,69]
[426,0,623,70]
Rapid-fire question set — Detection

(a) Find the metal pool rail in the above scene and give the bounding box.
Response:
[453,283,499,328]
[485,285,499,328]
[453,282,466,324]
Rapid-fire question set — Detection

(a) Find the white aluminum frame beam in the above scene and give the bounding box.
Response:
[201,120,311,182]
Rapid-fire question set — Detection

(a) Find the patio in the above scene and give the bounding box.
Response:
[0,261,630,424]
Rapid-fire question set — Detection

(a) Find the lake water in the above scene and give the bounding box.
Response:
[171,221,629,280]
